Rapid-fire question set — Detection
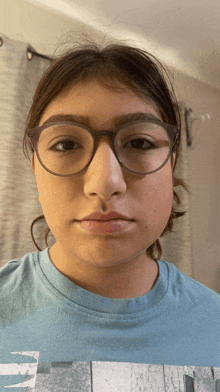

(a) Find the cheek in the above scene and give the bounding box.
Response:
[36,175,59,223]
[35,167,81,225]
[35,166,63,220]
[143,170,173,222]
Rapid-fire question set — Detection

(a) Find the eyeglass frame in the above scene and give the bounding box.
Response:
[27,117,179,177]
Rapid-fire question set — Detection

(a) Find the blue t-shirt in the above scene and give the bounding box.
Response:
[0,247,220,391]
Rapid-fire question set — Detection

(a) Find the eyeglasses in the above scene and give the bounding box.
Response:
[27,118,179,176]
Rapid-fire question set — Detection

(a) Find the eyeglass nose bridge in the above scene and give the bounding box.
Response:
[83,128,131,174]
[90,129,119,155]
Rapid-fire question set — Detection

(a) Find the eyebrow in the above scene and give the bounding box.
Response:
[41,112,161,130]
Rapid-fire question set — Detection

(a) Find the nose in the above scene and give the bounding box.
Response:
[83,138,127,200]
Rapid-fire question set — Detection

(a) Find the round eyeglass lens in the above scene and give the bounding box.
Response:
[37,122,171,175]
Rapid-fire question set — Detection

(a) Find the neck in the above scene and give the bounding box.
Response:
[48,243,159,299]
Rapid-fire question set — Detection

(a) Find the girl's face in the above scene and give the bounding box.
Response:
[32,80,175,269]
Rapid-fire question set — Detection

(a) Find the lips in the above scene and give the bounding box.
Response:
[78,211,132,221]
[77,218,134,234]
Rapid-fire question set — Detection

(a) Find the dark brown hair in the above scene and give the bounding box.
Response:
[23,37,190,261]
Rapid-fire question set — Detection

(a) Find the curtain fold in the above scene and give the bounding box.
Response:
[0,34,193,278]
[160,102,194,277]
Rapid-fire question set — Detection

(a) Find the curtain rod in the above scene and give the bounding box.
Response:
[27,46,54,62]
[0,37,53,61]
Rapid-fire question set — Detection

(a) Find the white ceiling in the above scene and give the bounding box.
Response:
[26,0,220,90]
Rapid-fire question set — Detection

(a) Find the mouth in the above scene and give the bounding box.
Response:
[81,218,130,222]
[76,219,135,234]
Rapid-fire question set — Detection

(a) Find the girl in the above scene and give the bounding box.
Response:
[1,39,220,390]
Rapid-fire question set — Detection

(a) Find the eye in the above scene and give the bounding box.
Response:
[50,139,81,152]
[124,138,156,150]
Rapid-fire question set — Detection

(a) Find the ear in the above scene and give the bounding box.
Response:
[31,154,35,174]
[172,152,176,167]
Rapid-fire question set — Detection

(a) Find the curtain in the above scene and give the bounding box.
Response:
[0,33,52,267]
[0,34,193,278]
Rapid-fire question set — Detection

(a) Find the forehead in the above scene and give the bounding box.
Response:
[39,80,162,128]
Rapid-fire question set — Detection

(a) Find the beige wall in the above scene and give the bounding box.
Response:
[1,0,220,293]
[173,72,220,294]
